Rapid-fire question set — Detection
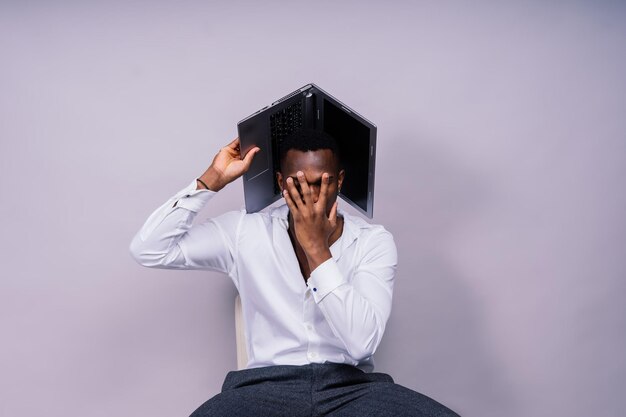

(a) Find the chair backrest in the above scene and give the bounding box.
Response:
[234,294,248,370]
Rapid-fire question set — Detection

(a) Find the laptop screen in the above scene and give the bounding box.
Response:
[323,98,372,213]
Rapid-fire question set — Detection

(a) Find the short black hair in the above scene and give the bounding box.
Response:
[278,128,340,172]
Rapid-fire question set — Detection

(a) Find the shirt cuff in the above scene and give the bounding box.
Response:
[307,258,347,302]
[173,178,216,212]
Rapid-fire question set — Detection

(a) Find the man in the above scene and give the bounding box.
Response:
[130,129,459,416]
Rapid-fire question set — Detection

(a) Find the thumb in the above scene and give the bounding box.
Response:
[242,147,260,167]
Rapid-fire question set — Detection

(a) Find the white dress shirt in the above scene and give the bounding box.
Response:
[129,178,397,372]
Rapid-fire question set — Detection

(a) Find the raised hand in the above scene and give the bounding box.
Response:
[198,137,260,191]
[283,171,338,271]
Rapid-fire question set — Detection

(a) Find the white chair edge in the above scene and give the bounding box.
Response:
[234,294,248,370]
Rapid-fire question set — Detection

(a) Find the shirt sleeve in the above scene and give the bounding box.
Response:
[129,178,243,275]
[306,228,397,361]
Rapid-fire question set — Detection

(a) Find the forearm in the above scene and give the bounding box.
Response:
[129,178,214,268]
[307,260,393,360]
[319,286,387,360]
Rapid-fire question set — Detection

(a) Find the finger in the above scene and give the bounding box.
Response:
[317,172,330,211]
[283,187,299,214]
[285,176,303,208]
[328,201,338,226]
[241,146,260,167]
[226,137,241,150]
[296,171,312,206]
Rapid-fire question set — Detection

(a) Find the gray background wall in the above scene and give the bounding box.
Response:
[1,1,624,416]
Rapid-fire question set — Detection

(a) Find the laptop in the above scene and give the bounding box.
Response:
[237,83,377,218]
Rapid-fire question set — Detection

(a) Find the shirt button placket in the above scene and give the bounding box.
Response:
[304,288,318,363]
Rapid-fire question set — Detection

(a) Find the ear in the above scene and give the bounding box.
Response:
[276,171,284,192]
[337,169,345,192]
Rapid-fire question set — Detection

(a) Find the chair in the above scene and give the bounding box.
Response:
[235,294,248,370]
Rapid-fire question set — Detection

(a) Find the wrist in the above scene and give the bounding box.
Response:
[304,246,332,271]
[198,167,226,191]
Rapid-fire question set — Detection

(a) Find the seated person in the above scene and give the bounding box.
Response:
[130,129,459,416]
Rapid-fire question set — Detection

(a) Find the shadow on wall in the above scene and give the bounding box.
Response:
[373,133,518,416]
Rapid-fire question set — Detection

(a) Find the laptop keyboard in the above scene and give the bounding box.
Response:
[270,101,303,144]
[270,100,303,193]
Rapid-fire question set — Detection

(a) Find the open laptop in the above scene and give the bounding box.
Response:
[237,83,377,218]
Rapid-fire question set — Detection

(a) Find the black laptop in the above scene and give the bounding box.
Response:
[237,83,377,218]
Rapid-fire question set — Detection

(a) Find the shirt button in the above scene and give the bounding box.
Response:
[308,352,318,359]
[312,287,317,292]
[305,323,313,331]
[185,194,190,197]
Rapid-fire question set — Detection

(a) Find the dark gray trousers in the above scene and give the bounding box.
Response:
[189,363,460,417]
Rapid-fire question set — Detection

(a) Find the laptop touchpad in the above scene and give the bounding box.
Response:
[239,122,271,180]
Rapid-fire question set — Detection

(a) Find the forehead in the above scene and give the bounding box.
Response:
[281,149,338,176]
